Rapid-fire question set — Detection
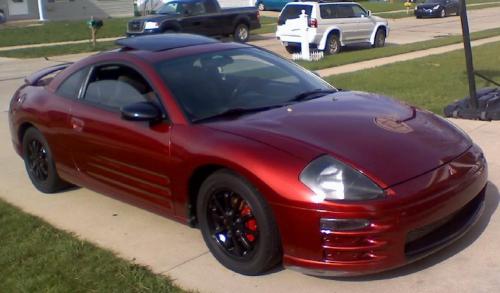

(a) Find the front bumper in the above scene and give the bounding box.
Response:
[273,144,488,276]
[126,28,162,37]
[415,9,441,18]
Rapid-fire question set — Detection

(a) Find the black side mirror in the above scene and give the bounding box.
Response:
[121,101,162,122]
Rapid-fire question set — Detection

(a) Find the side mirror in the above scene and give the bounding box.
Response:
[367,10,372,16]
[121,101,162,122]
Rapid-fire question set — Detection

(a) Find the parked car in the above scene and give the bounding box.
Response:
[127,0,261,42]
[0,9,5,24]
[256,0,296,11]
[9,33,487,276]
[276,1,389,54]
[414,0,460,18]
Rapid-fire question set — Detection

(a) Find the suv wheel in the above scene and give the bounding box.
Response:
[234,23,250,43]
[373,28,386,48]
[324,34,341,55]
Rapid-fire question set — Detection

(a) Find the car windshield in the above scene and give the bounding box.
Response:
[156,1,191,15]
[155,48,334,122]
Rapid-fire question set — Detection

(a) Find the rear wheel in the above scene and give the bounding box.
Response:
[373,28,386,48]
[22,128,70,193]
[233,23,250,43]
[324,34,341,55]
[197,170,281,275]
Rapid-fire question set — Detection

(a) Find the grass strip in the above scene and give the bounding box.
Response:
[297,27,500,71]
[0,198,185,292]
[324,41,500,114]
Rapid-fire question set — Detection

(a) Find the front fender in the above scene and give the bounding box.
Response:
[369,24,389,45]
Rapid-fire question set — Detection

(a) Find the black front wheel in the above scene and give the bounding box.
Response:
[22,128,70,193]
[233,23,250,43]
[197,170,281,275]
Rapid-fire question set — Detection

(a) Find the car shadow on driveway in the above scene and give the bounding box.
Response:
[321,181,499,281]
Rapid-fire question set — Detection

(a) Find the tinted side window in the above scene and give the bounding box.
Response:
[204,0,217,13]
[336,4,355,18]
[278,5,313,25]
[351,5,367,18]
[56,67,89,99]
[83,65,156,110]
[320,4,336,19]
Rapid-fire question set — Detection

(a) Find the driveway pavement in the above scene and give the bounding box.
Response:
[0,49,499,293]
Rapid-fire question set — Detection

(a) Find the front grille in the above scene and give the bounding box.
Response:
[128,20,144,33]
[405,188,485,258]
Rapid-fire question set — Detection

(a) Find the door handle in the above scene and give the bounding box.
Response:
[70,117,85,132]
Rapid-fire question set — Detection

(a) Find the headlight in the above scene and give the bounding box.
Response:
[300,155,384,201]
[144,21,160,30]
[433,5,440,10]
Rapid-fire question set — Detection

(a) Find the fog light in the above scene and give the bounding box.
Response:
[320,218,370,232]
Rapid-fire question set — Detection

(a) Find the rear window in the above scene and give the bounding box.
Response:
[278,4,313,25]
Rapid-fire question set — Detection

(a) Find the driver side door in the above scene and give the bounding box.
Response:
[68,63,175,212]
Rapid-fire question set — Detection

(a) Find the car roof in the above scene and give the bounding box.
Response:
[116,34,220,52]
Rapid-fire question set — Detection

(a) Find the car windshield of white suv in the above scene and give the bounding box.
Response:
[156,48,335,122]
[278,5,313,25]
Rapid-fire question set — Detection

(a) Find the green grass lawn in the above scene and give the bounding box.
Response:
[324,41,500,114]
[0,199,184,293]
[0,17,132,48]
[297,27,500,71]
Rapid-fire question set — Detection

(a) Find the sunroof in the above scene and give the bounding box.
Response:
[115,34,220,52]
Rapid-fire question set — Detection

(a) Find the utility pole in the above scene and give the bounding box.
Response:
[459,0,478,109]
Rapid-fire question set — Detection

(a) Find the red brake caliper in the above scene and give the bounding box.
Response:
[241,204,257,242]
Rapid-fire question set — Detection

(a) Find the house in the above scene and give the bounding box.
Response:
[0,0,133,21]
[0,0,256,22]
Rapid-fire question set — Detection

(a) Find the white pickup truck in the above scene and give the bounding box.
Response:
[276,1,389,55]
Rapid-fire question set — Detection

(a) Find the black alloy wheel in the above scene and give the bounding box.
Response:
[197,170,281,275]
[22,128,69,193]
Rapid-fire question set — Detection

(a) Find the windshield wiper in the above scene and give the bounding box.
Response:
[290,89,338,103]
[193,104,285,123]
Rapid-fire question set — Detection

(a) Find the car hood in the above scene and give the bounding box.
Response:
[131,14,177,23]
[206,91,472,188]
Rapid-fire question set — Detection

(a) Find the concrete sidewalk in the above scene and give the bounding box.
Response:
[0,113,498,293]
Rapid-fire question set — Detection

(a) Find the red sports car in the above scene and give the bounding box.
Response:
[9,34,488,276]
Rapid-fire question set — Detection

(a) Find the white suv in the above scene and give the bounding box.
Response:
[276,1,389,55]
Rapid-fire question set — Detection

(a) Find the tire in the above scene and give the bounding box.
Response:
[285,45,300,54]
[22,128,70,193]
[440,9,446,18]
[233,23,250,43]
[372,28,386,48]
[197,170,281,275]
[324,34,341,55]
[455,8,460,16]
[257,2,265,11]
